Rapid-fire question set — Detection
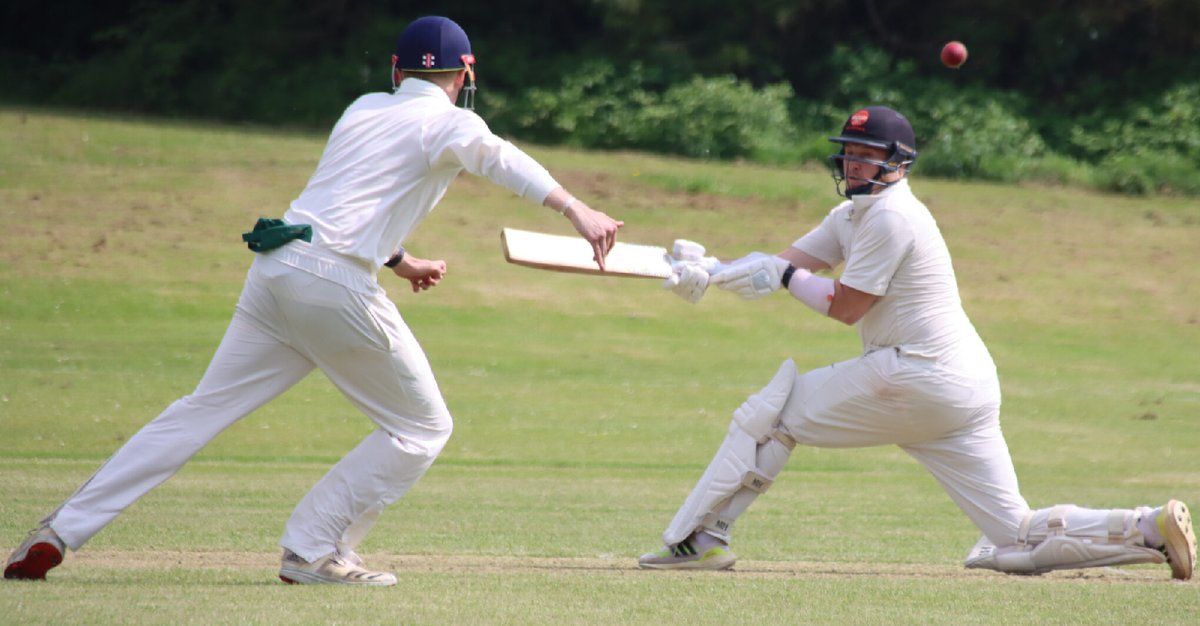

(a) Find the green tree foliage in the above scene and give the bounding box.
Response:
[508,61,797,161]
[1070,83,1200,194]
[3,0,1199,193]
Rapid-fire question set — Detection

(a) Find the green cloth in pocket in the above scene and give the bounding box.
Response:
[242,218,313,252]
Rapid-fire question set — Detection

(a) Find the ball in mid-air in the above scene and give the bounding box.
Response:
[941,41,968,69]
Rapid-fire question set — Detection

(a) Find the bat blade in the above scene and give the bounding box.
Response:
[501,228,672,279]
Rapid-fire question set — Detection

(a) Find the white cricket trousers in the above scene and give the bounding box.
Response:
[776,347,1140,547]
[47,248,453,562]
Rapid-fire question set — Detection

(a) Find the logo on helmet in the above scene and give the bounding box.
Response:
[422,53,436,68]
[848,110,870,131]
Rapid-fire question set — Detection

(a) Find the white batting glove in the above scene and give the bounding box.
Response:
[673,239,706,261]
[662,262,710,304]
[670,239,723,273]
[710,253,789,299]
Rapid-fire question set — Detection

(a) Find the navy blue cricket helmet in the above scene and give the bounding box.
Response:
[393,16,474,72]
[827,106,918,197]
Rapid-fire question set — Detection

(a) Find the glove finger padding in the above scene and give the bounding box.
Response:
[672,239,707,262]
[662,262,710,304]
[711,254,788,299]
[694,255,724,274]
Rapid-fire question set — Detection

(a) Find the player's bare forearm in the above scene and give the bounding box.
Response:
[391,255,447,293]
[827,281,877,325]
[778,247,831,273]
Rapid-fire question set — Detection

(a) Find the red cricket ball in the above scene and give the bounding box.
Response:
[941,41,968,69]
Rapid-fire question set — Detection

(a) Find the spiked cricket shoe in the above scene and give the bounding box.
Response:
[638,540,736,571]
[5,526,65,581]
[278,549,397,586]
[1158,500,1195,581]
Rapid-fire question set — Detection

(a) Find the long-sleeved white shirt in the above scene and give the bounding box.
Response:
[283,78,560,268]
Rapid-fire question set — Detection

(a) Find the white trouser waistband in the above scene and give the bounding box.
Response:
[266,240,378,294]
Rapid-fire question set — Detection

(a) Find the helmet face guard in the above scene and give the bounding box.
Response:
[827,141,916,198]
[827,106,918,198]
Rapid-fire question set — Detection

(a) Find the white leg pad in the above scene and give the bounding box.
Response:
[732,359,797,442]
[965,508,1165,575]
[662,360,797,546]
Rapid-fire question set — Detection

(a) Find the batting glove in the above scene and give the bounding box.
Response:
[662,262,711,304]
[710,253,789,299]
[673,239,706,260]
[671,239,723,273]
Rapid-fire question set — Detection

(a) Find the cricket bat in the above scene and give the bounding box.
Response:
[501,228,673,279]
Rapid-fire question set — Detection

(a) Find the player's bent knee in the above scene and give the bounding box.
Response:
[732,359,797,441]
[662,360,798,545]
[427,414,454,452]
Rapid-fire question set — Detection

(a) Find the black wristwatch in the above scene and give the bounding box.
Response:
[781,264,797,288]
[384,248,406,268]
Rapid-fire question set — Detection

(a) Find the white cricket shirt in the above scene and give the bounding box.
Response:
[284,78,561,268]
[793,179,995,377]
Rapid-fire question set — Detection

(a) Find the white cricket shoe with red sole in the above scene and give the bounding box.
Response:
[5,526,65,581]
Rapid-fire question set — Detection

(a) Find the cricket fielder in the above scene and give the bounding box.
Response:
[5,15,622,585]
[646,106,1195,579]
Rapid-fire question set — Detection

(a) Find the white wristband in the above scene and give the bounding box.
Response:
[785,267,835,316]
[559,196,578,215]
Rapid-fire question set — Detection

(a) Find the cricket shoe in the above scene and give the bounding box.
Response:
[638,539,736,571]
[1158,500,1195,581]
[5,526,65,581]
[278,549,397,586]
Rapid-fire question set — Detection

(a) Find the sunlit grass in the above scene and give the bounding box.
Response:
[1,108,1198,624]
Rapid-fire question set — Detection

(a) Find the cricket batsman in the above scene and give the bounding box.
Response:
[646,105,1195,579]
[6,15,622,585]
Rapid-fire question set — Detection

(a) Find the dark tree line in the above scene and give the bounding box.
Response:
[3,1,1199,193]
[4,0,1196,121]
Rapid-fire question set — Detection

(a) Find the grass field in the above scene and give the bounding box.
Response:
[1,108,1199,624]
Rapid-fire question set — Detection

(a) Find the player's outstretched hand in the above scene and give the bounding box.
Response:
[391,255,448,293]
[565,201,624,271]
[710,253,788,299]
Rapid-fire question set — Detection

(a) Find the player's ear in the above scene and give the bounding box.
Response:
[391,54,403,86]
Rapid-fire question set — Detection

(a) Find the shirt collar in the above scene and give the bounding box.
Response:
[395,77,453,101]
